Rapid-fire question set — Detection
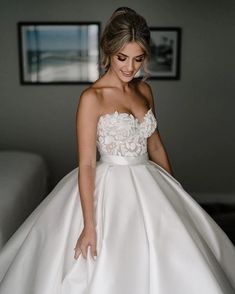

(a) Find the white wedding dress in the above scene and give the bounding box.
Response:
[0,108,235,294]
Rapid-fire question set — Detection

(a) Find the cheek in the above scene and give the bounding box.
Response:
[111,59,122,70]
[135,62,143,70]
[116,62,123,70]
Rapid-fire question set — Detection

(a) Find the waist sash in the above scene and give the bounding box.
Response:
[99,153,149,165]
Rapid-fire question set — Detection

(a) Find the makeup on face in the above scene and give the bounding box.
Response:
[110,42,145,80]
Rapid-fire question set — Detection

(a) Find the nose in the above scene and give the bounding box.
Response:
[127,59,134,72]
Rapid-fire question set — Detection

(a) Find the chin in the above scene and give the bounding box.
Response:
[121,76,133,81]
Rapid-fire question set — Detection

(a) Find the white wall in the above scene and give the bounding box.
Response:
[0,0,234,195]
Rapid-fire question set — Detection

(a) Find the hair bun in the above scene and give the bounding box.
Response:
[113,7,137,16]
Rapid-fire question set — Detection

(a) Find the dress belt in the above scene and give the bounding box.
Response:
[99,153,149,165]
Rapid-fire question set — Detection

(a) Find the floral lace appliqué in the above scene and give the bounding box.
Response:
[96,108,157,157]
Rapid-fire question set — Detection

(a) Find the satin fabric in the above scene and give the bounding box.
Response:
[0,154,235,294]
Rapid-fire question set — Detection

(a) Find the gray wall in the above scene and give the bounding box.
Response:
[0,0,234,196]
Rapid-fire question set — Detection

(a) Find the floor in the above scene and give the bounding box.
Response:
[200,203,235,245]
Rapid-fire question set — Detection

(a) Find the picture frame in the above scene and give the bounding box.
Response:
[136,27,182,80]
[17,21,101,85]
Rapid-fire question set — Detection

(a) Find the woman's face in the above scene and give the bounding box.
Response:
[109,41,145,81]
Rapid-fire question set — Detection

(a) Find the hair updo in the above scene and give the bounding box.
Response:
[100,7,151,81]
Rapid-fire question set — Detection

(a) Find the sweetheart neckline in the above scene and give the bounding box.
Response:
[98,108,153,125]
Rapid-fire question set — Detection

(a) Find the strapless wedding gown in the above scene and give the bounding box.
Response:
[0,108,235,294]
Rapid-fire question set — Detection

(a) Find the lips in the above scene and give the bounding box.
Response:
[121,71,133,77]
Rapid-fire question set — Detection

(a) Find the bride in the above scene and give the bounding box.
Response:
[74,7,172,262]
[0,6,235,294]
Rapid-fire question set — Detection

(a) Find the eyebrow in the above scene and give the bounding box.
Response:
[117,53,145,58]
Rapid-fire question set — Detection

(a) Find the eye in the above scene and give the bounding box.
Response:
[136,58,144,62]
[117,56,126,61]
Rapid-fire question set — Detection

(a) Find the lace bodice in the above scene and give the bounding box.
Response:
[96,108,157,157]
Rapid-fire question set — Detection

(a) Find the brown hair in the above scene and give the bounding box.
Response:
[100,7,151,81]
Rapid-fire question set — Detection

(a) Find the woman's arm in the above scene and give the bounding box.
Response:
[148,135,174,176]
[139,81,174,176]
[76,88,100,228]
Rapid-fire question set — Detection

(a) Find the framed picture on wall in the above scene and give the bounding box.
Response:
[17,21,101,85]
[136,27,182,80]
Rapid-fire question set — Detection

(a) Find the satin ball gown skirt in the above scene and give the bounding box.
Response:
[0,153,235,294]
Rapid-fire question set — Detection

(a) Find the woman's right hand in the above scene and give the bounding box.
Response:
[74,225,97,261]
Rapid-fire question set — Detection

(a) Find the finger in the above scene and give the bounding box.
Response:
[81,244,88,259]
[90,244,97,260]
[74,247,81,260]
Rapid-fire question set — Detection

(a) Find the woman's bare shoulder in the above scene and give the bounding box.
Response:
[78,86,102,112]
[75,87,104,127]
[134,78,152,94]
[133,79,154,106]
[79,86,98,101]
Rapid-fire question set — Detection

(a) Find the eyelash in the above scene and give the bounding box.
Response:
[117,57,144,62]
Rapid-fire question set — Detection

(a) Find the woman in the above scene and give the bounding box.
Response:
[74,6,173,262]
[0,7,235,294]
